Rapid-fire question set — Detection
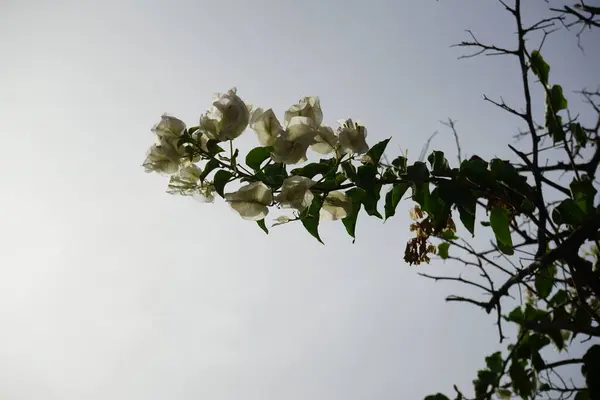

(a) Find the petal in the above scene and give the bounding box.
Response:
[251,109,283,147]
[229,201,269,221]
[320,191,351,221]
[286,116,318,144]
[152,114,186,139]
[311,126,337,154]
[284,96,323,127]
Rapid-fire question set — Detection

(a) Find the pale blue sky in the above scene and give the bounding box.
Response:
[1,1,598,399]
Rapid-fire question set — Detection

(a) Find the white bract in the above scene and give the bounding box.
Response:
[199,88,251,142]
[142,137,187,175]
[251,108,284,147]
[275,176,316,211]
[338,119,369,155]
[284,96,323,127]
[271,116,319,164]
[320,191,352,221]
[225,182,273,220]
[311,126,338,155]
[152,115,186,140]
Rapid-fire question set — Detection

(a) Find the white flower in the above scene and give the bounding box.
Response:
[225,182,273,221]
[311,126,338,154]
[152,114,186,140]
[142,137,187,175]
[167,163,203,195]
[193,182,215,203]
[275,176,315,211]
[320,191,352,221]
[271,116,319,164]
[284,96,323,127]
[251,108,284,147]
[212,87,250,141]
[338,119,369,155]
[198,88,250,142]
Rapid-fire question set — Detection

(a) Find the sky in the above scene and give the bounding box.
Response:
[0,0,599,399]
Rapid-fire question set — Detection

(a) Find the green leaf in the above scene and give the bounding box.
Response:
[363,184,382,219]
[246,146,273,170]
[496,388,512,400]
[574,392,590,400]
[548,84,568,111]
[406,162,430,184]
[356,164,378,190]
[438,242,450,259]
[391,156,407,173]
[571,123,588,147]
[507,306,524,324]
[546,107,564,142]
[535,264,557,299]
[342,188,365,242]
[205,139,225,156]
[384,183,409,220]
[473,369,496,398]
[530,50,550,85]
[256,219,269,234]
[213,170,234,197]
[582,345,600,399]
[300,196,324,244]
[510,359,533,399]
[570,175,597,214]
[457,196,476,236]
[424,394,450,400]
[549,290,569,307]
[341,162,357,181]
[485,351,503,375]
[490,206,513,249]
[200,158,220,181]
[262,163,287,189]
[292,161,335,179]
[553,198,586,226]
[427,151,451,175]
[366,138,391,164]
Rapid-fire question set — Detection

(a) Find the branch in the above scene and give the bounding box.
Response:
[485,212,600,313]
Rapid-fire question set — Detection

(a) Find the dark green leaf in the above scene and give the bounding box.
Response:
[507,306,524,324]
[427,151,451,176]
[342,188,365,242]
[530,50,550,85]
[490,206,513,249]
[583,345,600,399]
[497,241,515,256]
[356,164,378,190]
[548,84,568,111]
[473,369,496,398]
[546,107,564,142]
[535,264,557,299]
[384,183,409,220]
[571,123,588,147]
[292,161,335,179]
[363,184,382,219]
[553,198,587,226]
[438,242,450,259]
[256,219,269,234]
[392,156,407,173]
[510,359,533,399]
[246,146,273,170]
[341,162,357,181]
[213,170,234,197]
[570,175,597,214]
[262,163,287,189]
[457,196,476,236]
[205,139,225,156]
[424,394,450,400]
[300,196,324,244]
[406,162,430,184]
[549,290,569,307]
[200,158,220,181]
[574,392,590,400]
[442,230,457,240]
[366,138,391,164]
[485,352,503,375]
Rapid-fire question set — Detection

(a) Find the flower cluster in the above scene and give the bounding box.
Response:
[142,88,371,224]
